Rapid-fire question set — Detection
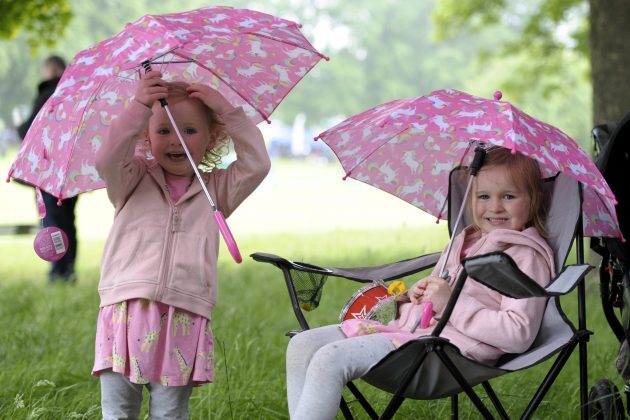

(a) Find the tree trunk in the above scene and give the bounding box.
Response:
[590,0,630,125]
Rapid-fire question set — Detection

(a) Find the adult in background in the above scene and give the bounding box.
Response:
[18,55,78,283]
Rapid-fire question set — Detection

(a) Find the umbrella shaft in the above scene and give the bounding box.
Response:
[163,105,217,210]
[439,174,475,278]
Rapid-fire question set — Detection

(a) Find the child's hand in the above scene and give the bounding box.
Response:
[187,84,235,115]
[135,71,167,108]
[420,277,452,313]
[408,276,451,309]
[408,278,429,305]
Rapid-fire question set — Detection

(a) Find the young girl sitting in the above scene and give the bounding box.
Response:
[285,147,555,420]
[92,71,270,419]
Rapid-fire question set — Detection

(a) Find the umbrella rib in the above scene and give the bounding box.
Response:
[341,125,414,177]
[151,59,195,65]
[53,80,108,200]
[245,31,329,60]
[170,50,270,123]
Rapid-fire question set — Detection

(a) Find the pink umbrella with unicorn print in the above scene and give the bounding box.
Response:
[7,5,328,263]
[316,88,620,239]
[316,88,621,329]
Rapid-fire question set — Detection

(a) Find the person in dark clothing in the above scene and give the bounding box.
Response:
[19,55,78,283]
[18,55,66,139]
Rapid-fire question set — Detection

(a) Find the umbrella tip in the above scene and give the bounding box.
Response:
[493,91,502,100]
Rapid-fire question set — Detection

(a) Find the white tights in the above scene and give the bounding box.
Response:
[285,325,395,420]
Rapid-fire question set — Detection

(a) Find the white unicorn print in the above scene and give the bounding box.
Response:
[402,150,421,173]
[465,122,492,134]
[427,95,448,109]
[249,39,267,57]
[550,142,569,153]
[455,109,485,118]
[237,64,263,78]
[399,179,424,196]
[568,162,587,176]
[379,162,397,184]
[431,115,450,132]
[390,108,416,119]
[431,161,452,176]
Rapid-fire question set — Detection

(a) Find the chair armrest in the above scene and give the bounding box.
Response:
[251,252,333,275]
[250,251,441,282]
[462,251,592,298]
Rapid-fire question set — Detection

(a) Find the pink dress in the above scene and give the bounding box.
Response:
[92,173,214,385]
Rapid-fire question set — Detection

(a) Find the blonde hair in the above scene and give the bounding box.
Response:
[469,147,548,236]
[146,81,230,171]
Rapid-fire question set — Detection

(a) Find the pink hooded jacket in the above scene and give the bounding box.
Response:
[95,100,270,318]
[341,226,555,365]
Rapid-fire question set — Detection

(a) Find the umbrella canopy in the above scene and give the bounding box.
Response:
[316,89,621,238]
[8,5,327,199]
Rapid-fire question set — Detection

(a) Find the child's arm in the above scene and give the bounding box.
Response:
[189,84,271,217]
[95,72,167,207]
[446,248,551,354]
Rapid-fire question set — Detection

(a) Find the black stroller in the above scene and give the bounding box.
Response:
[588,112,630,419]
[253,157,598,419]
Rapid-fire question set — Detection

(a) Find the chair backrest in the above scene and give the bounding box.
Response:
[447,168,582,274]
[448,166,583,371]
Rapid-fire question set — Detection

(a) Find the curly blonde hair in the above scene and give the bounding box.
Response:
[144,81,230,172]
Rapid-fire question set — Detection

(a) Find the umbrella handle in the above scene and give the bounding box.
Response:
[420,300,433,329]
[409,299,434,333]
[213,210,242,264]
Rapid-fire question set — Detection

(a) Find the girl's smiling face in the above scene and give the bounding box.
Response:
[148,98,213,177]
[472,164,532,234]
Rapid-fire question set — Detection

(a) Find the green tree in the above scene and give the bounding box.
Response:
[433,0,630,125]
[249,0,511,127]
[0,0,73,49]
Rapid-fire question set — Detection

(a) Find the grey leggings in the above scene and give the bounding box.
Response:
[100,370,193,420]
[286,325,395,420]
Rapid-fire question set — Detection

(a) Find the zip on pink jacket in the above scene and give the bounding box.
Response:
[341,226,555,365]
[95,100,271,318]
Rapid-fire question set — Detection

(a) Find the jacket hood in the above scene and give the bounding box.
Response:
[475,227,556,277]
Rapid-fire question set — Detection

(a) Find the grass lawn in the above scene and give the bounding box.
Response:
[0,148,626,418]
[0,229,625,419]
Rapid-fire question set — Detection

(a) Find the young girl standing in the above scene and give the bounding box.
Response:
[286,148,555,420]
[92,71,270,419]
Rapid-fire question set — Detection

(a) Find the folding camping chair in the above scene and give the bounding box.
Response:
[252,169,593,419]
